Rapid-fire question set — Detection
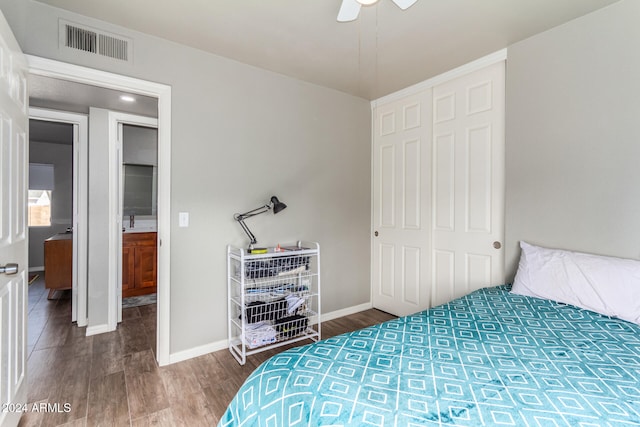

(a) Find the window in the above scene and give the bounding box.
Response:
[28,163,54,227]
[28,190,52,227]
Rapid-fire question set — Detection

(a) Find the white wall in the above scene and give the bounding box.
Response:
[505,0,640,279]
[1,1,372,354]
[87,107,111,327]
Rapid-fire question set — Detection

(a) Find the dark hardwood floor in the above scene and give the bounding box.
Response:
[20,274,395,426]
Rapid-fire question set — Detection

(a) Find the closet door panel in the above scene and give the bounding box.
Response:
[433,132,455,231]
[467,125,492,232]
[372,92,432,317]
[379,144,395,228]
[403,139,421,229]
[431,61,505,302]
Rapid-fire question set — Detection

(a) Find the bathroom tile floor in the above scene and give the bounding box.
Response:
[20,274,395,426]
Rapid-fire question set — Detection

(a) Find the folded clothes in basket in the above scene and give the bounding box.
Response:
[245,283,308,295]
[245,257,310,279]
[275,315,308,338]
[244,298,287,323]
[285,294,305,315]
[245,322,277,348]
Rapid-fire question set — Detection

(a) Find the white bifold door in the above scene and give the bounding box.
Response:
[0,10,29,427]
[372,91,433,317]
[372,61,505,316]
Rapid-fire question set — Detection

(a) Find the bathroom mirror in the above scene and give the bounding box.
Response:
[123,164,155,216]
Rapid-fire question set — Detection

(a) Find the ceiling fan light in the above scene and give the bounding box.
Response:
[356,0,379,5]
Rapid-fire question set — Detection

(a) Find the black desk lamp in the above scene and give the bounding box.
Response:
[234,196,287,252]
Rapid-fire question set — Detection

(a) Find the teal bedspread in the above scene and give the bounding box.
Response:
[219,285,640,426]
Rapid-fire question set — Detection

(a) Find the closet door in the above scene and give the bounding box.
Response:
[431,61,505,306]
[371,60,505,316]
[372,91,432,317]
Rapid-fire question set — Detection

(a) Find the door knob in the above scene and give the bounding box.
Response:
[0,263,18,275]
[374,231,379,237]
[493,241,502,249]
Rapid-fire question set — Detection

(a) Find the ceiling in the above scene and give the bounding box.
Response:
[30,119,73,145]
[29,74,158,117]
[29,75,157,145]
[33,0,619,100]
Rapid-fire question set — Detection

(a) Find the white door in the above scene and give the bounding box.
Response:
[431,61,505,306]
[372,91,432,317]
[0,11,29,427]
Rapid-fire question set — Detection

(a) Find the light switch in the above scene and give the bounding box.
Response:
[179,212,189,227]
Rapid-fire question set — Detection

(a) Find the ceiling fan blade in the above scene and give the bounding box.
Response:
[391,0,418,10]
[337,0,362,22]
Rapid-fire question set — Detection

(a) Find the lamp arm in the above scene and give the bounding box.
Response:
[236,218,258,247]
[234,203,274,249]
[234,204,271,221]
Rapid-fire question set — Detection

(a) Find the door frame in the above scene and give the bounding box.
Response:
[109,112,158,326]
[28,108,89,327]
[27,55,172,366]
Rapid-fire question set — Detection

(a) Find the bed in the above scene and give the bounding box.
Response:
[219,243,640,426]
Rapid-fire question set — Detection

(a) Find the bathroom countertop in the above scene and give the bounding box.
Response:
[123,227,157,233]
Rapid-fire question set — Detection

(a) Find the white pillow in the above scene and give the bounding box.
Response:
[511,241,640,325]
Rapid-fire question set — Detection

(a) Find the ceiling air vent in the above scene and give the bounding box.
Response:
[65,24,97,54]
[60,20,132,62]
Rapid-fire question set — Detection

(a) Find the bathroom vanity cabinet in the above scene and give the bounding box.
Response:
[122,232,157,298]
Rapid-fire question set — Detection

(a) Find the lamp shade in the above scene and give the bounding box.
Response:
[271,196,287,214]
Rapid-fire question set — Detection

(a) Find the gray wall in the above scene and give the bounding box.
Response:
[28,140,73,269]
[2,2,372,353]
[505,0,640,279]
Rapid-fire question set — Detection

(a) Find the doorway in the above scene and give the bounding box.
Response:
[111,114,159,323]
[27,55,172,366]
[28,111,88,327]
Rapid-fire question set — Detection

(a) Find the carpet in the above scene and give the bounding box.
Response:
[122,293,156,308]
[28,274,39,285]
